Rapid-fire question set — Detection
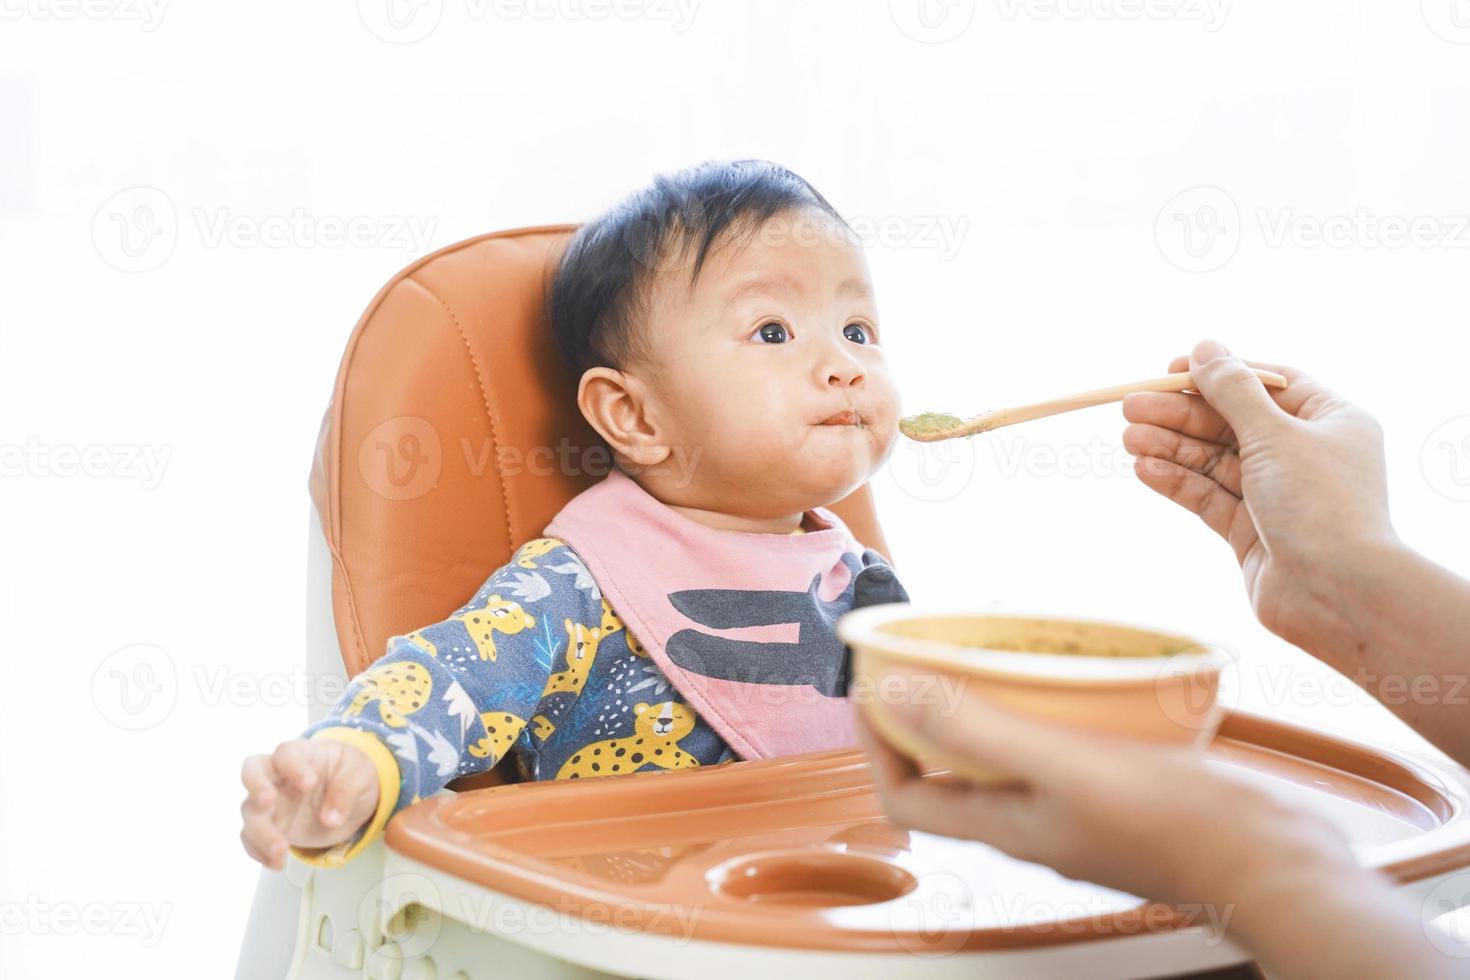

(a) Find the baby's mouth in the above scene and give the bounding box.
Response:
[819,410,863,426]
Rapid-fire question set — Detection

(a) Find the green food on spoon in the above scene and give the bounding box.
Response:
[898,412,967,439]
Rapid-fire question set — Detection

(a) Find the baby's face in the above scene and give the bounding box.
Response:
[635,207,900,518]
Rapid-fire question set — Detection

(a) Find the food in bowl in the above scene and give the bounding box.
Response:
[837,606,1230,783]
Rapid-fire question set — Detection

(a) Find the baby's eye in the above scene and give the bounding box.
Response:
[753,321,790,344]
[843,322,871,345]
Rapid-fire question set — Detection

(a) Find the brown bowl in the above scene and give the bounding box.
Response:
[837,605,1230,783]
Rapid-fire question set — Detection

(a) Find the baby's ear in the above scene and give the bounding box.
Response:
[577,367,671,468]
[635,702,650,715]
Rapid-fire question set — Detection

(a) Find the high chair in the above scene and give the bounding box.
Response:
[236,225,1470,980]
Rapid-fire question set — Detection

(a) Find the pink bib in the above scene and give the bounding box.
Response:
[543,468,907,761]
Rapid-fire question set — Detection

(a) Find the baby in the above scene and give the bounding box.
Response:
[239,160,910,870]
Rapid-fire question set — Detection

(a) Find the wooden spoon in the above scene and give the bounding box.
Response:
[899,368,1289,442]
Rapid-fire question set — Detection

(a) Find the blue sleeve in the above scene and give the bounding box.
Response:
[295,536,596,863]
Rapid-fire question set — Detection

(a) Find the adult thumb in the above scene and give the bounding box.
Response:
[1187,338,1284,438]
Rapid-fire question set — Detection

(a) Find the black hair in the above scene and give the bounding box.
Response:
[549,159,850,379]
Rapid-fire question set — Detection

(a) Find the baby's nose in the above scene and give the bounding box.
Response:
[824,354,866,388]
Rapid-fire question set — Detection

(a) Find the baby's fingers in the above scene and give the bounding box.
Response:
[270,738,319,795]
[240,755,277,809]
[317,744,376,829]
[240,803,288,869]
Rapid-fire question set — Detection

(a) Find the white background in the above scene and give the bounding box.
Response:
[3,1,1470,976]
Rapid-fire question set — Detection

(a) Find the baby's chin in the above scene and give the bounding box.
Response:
[749,455,879,514]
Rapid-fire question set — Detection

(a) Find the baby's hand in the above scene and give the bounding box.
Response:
[239,737,380,870]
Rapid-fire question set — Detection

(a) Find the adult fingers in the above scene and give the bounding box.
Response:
[855,709,922,787]
[877,669,1110,787]
[855,712,1038,847]
[1131,455,1241,542]
[1122,391,1235,446]
[1167,348,1334,422]
[1123,423,1242,497]
[1187,339,1289,441]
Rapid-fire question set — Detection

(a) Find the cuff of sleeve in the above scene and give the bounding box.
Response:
[288,726,401,869]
